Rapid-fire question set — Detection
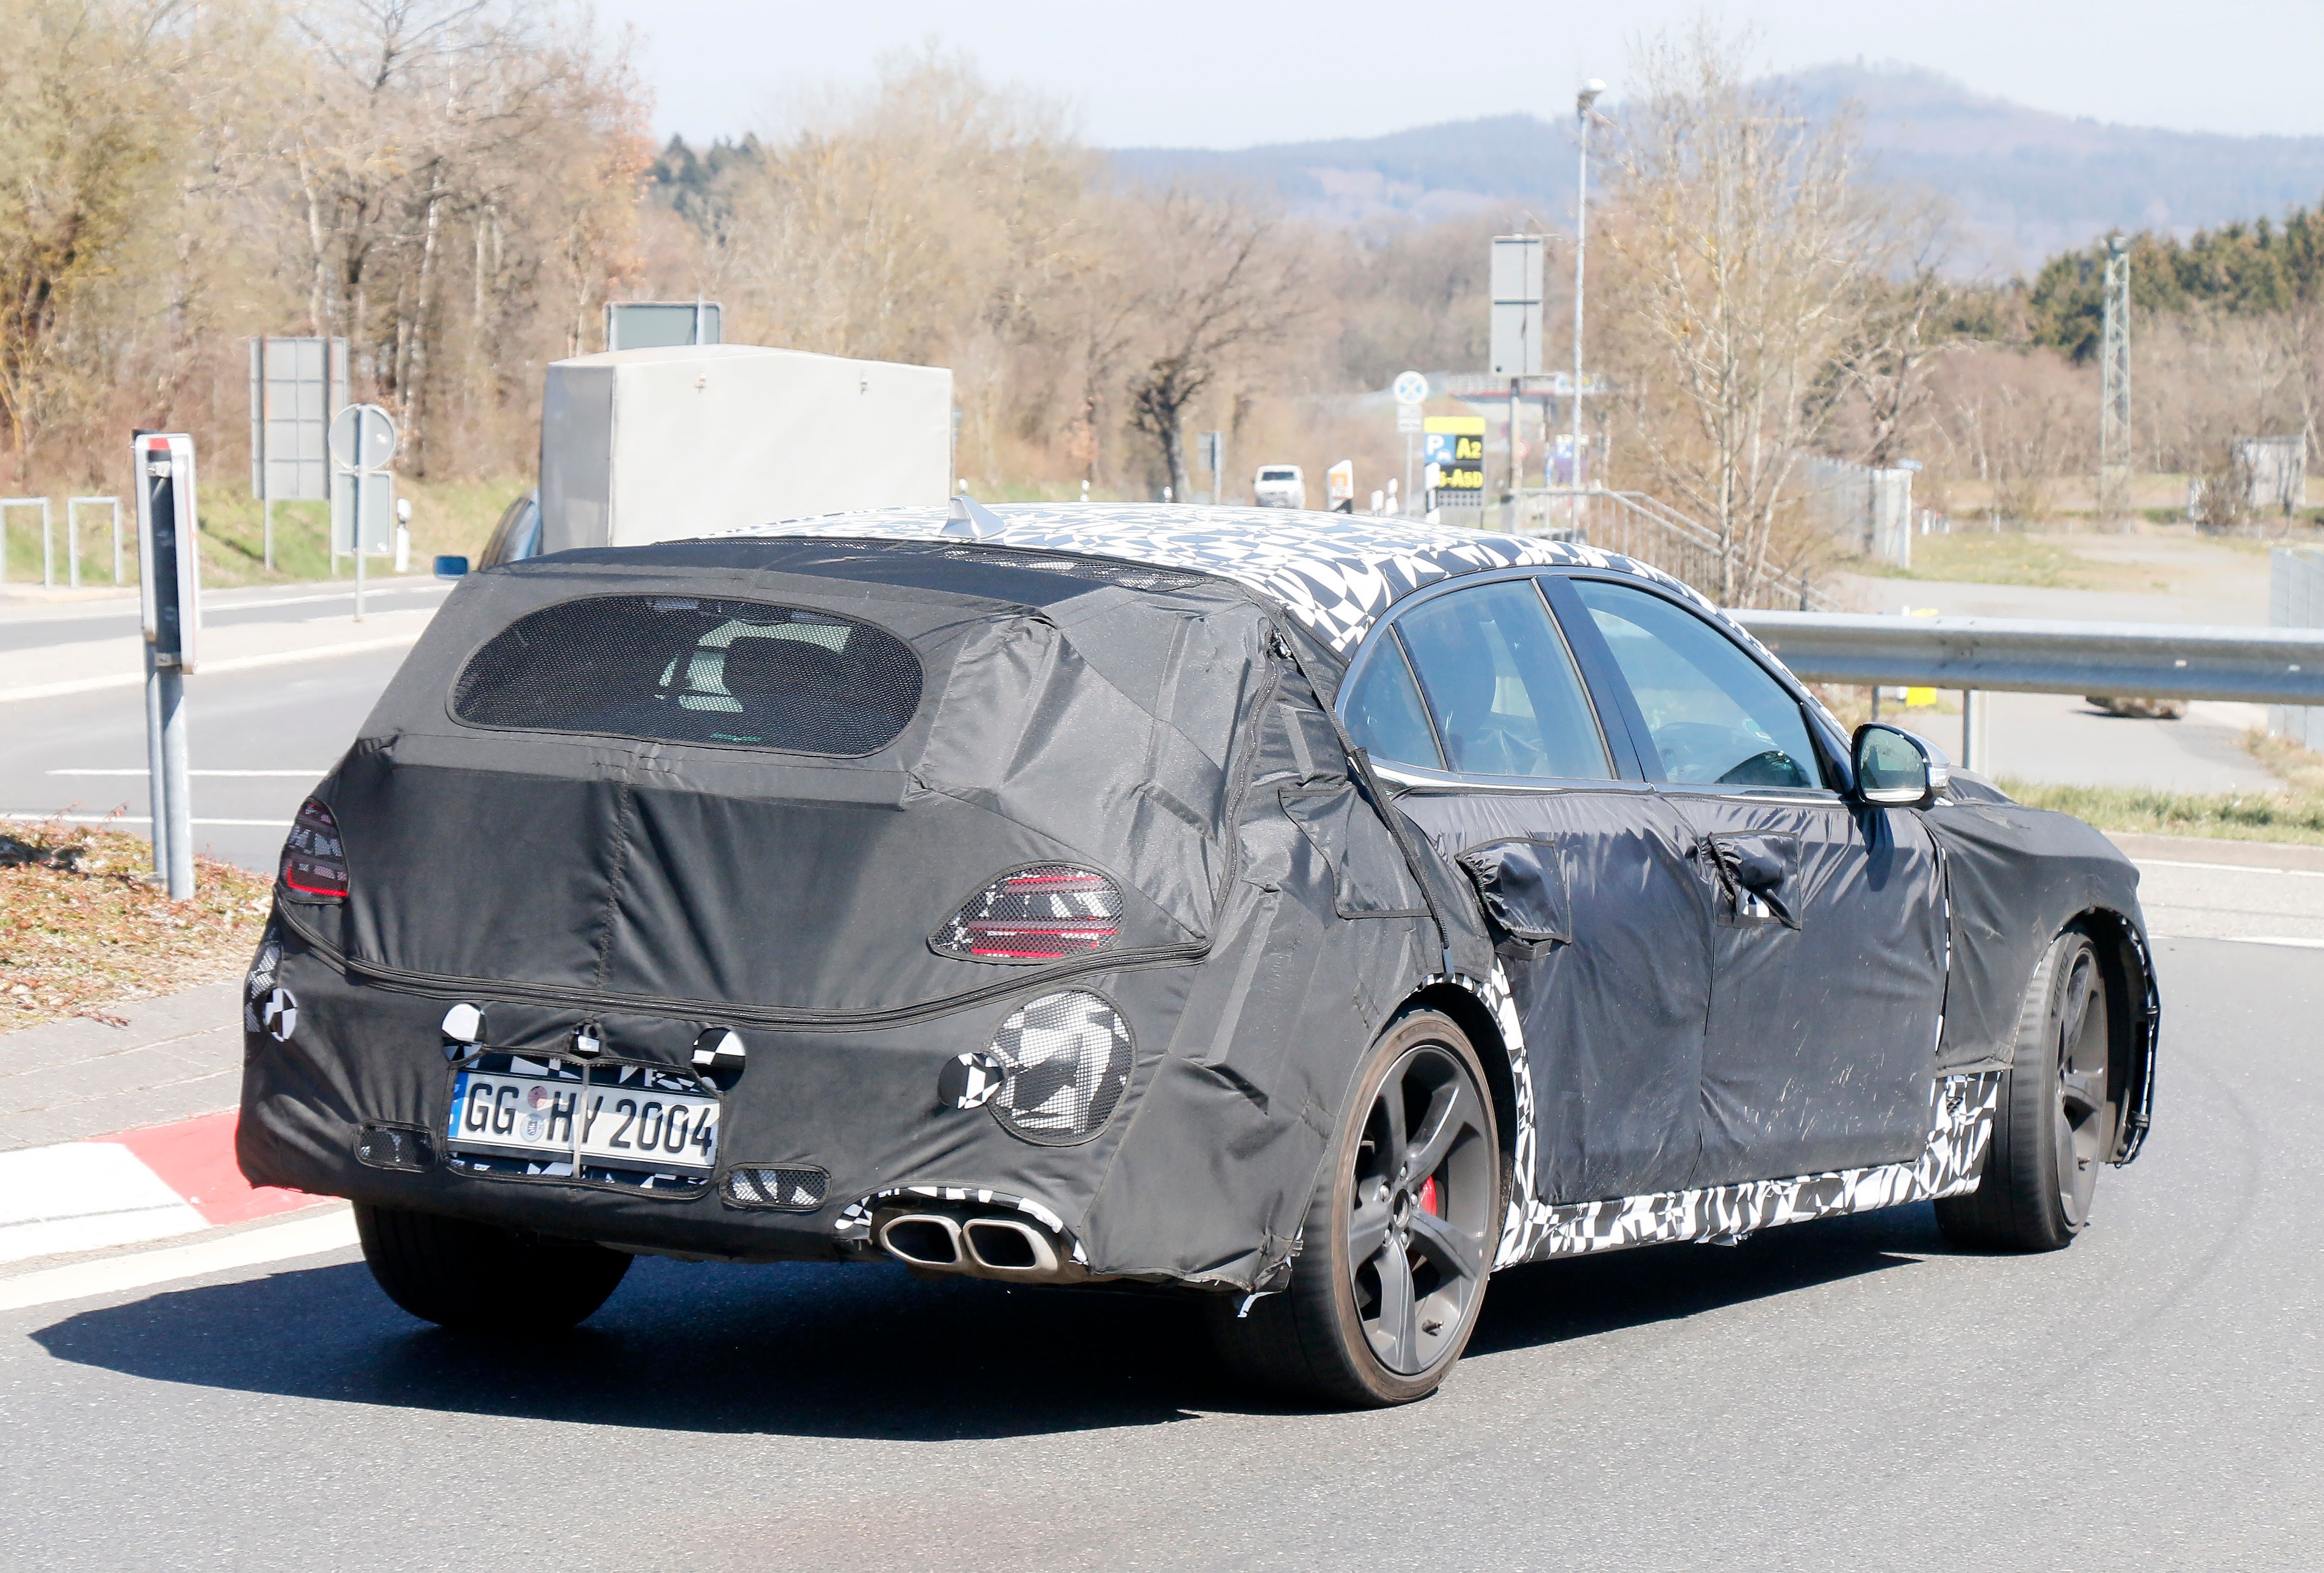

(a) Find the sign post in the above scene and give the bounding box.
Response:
[330,403,399,622]
[1392,371,1429,512]
[1201,430,1225,505]
[134,432,200,899]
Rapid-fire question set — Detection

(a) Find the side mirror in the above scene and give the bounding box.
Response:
[433,554,469,580]
[1851,723,1950,810]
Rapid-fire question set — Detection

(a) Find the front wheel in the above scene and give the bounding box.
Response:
[1935,926,2117,1252]
[355,1204,633,1331]
[1209,1009,1503,1407]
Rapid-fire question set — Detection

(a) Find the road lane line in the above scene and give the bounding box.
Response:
[0,632,422,703]
[2133,857,2324,879]
[0,1206,357,1314]
[2219,936,2324,949]
[46,769,327,777]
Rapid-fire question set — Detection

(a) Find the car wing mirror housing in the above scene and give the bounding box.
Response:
[1851,723,1949,810]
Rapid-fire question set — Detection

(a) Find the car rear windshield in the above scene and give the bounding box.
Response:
[450,595,923,755]
[1259,469,1297,481]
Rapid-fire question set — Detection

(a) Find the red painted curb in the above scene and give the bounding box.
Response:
[108,1111,311,1227]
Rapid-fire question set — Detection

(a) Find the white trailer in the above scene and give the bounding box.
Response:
[537,344,953,553]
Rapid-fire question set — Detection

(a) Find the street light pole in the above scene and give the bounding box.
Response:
[1572,78,1605,493]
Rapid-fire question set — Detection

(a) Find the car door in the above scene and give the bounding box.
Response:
[1556,575,1949,1186]
[1340,573,1713,1205]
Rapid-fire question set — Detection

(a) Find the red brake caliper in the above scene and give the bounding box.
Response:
[1418,1174,1441,1216]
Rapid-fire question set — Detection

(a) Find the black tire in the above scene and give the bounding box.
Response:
[1208,1009,1503,1407]
[1935,926,2118,1253]
[354,1203,632,1331]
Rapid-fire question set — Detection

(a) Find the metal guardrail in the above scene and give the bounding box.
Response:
[1732,611,2324,706]
[1511,487,1842,612]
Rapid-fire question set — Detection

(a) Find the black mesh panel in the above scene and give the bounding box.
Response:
[451,596,922,756]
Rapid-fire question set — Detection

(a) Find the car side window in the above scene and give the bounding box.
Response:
[1389,579,1613,780]
[1569,579,1822,789]
[1341,630,1443,770]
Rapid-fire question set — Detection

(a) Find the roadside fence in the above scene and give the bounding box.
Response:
[1,496,128,589]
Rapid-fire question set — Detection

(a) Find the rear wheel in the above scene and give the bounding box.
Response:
[355,1204,632,1331]
[1935,927,2116,1252]
[1209,1009,1502,1407]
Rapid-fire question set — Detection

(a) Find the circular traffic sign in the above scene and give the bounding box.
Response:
[328,403,399,471]
[1391,370,1430,406]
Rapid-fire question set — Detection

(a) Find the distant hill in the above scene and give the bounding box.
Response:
[1109,63,2324,277]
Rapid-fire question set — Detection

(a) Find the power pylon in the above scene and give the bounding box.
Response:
[2099,233,2132,526]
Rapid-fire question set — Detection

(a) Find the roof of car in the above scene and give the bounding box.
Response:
[703,502,1683,653]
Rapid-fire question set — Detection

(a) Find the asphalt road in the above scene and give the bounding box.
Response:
[0,933,2314,1571]
[0,643,409,870]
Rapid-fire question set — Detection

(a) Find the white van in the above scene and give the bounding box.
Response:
[1252,465,1307,509]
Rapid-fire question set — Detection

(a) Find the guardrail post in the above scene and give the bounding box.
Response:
[1960,690,1978,771]
[70,497,123,585]
[0,497,56,589]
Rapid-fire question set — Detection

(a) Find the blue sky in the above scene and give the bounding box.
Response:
[596,0,2324,148]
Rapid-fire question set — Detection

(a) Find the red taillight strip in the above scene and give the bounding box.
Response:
[933,864,1125,964]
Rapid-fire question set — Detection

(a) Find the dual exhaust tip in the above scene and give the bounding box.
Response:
[877,1209,1073,1282]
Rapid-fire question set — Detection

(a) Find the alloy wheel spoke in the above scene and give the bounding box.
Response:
[1369,1236,1418,1371]
[1347,1195,1394,1269]
[1407,1206,1482,1284]
[1405,1078,1478,1182]
[1376,1067,1411,1175]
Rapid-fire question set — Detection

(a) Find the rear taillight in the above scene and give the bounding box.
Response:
[931,865,1122,963]
[279,797,347,900]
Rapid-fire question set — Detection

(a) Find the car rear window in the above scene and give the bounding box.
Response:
[450,595,923,755]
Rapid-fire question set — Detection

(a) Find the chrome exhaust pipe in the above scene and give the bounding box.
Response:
[961,1216,1060,1276]
[878,1213,964,1267]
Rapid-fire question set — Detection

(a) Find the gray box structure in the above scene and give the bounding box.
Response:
[539,344,954,554]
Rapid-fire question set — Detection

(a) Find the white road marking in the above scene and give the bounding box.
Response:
[0,1144,209,1267]
[0,632,422,703]
[2134,857,2324,879]
[1,813,292,828]
[2219,935,2324,949]
[0,1206,356,1314]
[45,769,326,778]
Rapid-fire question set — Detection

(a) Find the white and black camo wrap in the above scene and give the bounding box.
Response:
[701,503,1822,686]
[1427,966,2001,1266]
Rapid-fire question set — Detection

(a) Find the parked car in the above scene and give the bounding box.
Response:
[241,500,2157,1406]
[1252,465,1306,509]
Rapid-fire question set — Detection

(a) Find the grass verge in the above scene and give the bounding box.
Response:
[1995,778,2324,846]
[2,820,273,1030]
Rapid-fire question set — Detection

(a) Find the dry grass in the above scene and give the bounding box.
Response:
[1996,779,2324,846]
[1,820,273,1030]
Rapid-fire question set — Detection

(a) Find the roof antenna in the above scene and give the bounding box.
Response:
[942,491,1006,540]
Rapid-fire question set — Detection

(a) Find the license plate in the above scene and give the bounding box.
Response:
[448,1061,720,1176]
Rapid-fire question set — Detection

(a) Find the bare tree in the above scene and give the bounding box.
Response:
[1603,18,1902,600]
[1119,188,1307,498]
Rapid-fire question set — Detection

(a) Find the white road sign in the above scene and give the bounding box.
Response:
[328,404,398,471]
[1391,371,1430,405]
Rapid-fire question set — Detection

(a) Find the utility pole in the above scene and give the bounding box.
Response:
[2099,233,2132,529]
[1572,78,1605,494]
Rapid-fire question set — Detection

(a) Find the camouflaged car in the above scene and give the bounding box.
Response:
[239,499,2156,1406]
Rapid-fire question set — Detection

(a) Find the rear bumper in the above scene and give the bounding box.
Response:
[236,916,1329,1291]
